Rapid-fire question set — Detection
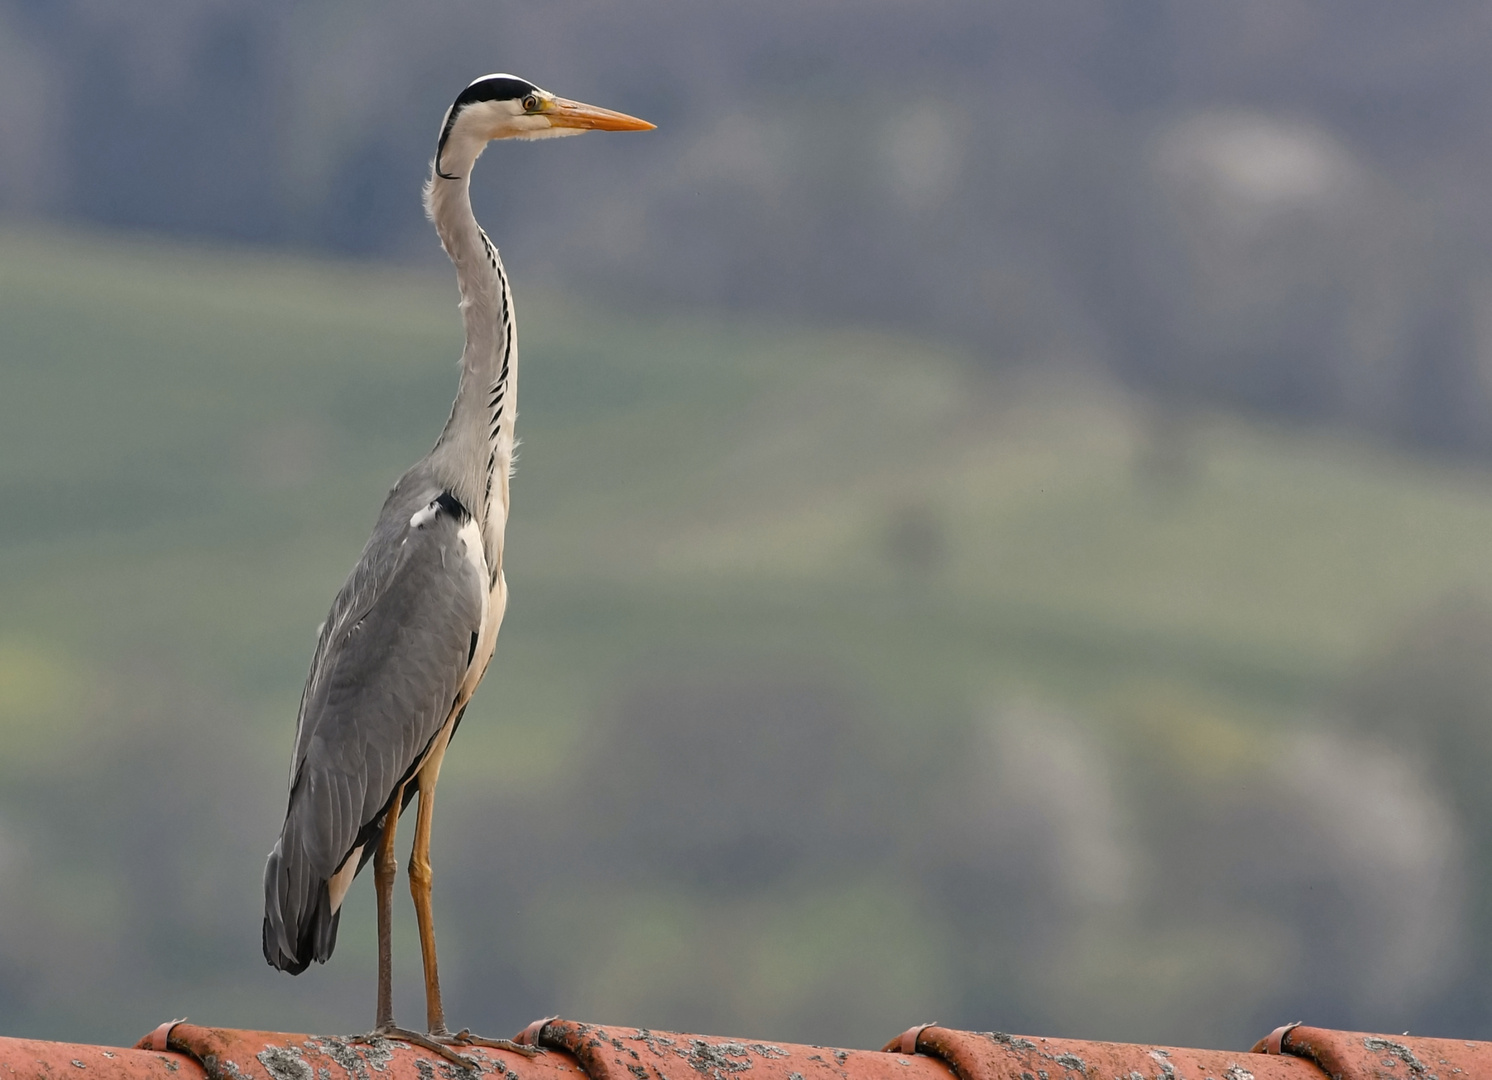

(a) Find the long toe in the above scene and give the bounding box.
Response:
[359,1026,477,1069]
[450,1029,545,1058]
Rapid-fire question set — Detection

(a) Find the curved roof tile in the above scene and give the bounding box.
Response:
[1,1015,1489,1080]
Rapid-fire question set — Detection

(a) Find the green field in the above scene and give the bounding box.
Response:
[1,226,1488,1050]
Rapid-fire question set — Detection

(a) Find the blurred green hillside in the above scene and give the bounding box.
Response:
[2,227,1491,1050]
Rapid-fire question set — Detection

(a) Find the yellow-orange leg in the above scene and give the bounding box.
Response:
[371,719,539,1061]
[353,776,475,1070]
[410,725,453,1036]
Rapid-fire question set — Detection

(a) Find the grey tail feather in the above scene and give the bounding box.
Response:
[262,842,341,974]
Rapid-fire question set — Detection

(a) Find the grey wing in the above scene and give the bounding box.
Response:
[262,493,484,972]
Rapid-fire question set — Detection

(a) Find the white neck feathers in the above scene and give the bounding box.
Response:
[423,130,518,566]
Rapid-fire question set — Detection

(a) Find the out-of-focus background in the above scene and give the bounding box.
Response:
[4,0,1492,1054]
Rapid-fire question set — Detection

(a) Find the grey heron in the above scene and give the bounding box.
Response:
[261,74,652,1060]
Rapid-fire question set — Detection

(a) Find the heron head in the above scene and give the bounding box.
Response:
[435,73,654,177]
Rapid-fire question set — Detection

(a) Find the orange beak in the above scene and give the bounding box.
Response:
[542,96,656,132]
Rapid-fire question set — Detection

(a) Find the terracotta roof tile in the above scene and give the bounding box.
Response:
[522,1019,954,1080]
[0,1034,198,1078]
[896,1023,1316,1080]
[0,1015,1489,1080]
[1254,1023,1492,1079]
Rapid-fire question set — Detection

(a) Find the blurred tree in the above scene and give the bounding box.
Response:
[1340,593,1492,1030]
[10,2,1492,453]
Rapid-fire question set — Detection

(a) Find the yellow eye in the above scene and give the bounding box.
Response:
[522,95,540,113]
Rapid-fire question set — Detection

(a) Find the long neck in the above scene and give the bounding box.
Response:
[423,129,518,552]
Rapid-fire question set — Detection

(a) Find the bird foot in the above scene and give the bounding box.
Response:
[448,1029,546,1057]
[356,1026,477,1070]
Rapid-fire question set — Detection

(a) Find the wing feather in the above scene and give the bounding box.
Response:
[262,487,485,972]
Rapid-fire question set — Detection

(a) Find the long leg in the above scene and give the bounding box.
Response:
[355,776,474,1070]
[374,785,403,1031]
[410,724,454,1036]
[405,727,540,1058]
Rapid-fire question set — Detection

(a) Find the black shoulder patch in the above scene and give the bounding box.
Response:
[435,491,471,521]
[435,73,540,179]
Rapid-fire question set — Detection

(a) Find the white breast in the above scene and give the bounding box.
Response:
[455,517,506,703]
